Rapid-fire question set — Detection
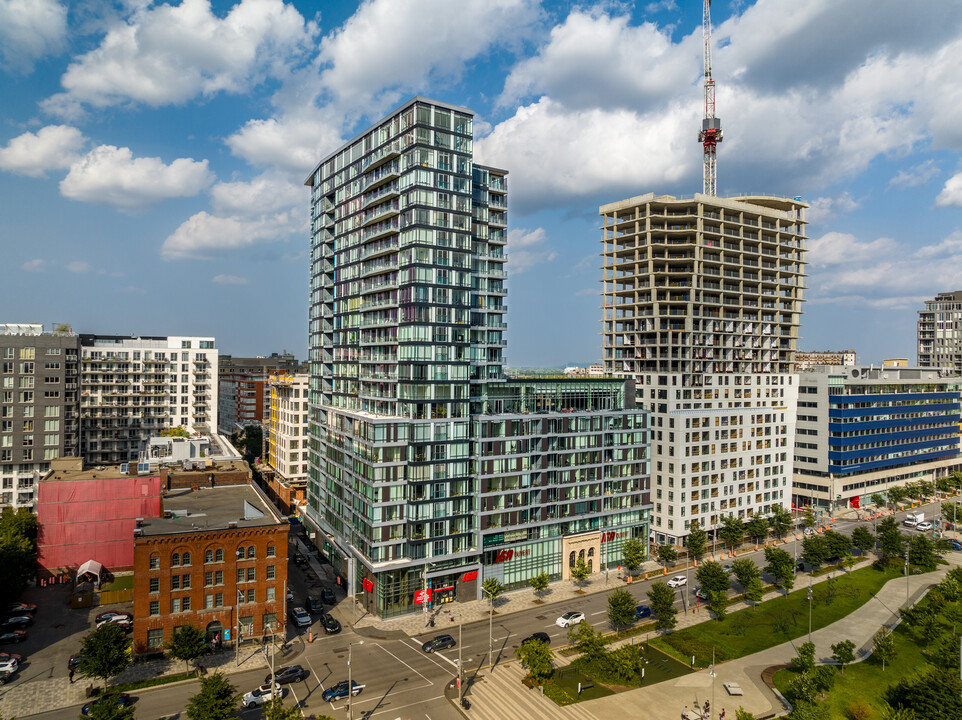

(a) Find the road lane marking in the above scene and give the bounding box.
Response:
[591,610,607,615]
[374,642,435,685]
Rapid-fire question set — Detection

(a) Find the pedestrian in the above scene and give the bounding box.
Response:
[683,706,688,720]
[720,709,726,720]
[69,668,75,684]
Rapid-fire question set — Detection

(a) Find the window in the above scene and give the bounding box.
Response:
[147,629,163,648]
[205,549,213,563]
[246,588,255,603]
[239,616,253,638]
[266,565,275,580]
[43,419,59,432]
[172,598,182,613]
[44,434,59,446]
[44,376,59,384]
[215,570,223,586]
[237,568,245,584]
[247,545,255,559]
[205,571,213,587]
[266,545,276,558]
[172,553,181,567]
[22,420,33,432]
[182,574,191,589]
[215,549,224,562]
[262,612,277,632]
[215,593,223,607]
[44,406,59,417]
[246,567,255,582]
[205,595,214,609]
[149,601,159,616]
[171,576,180,590]
[149,578,159,593]
[149,555,160,570]
[182,552,191,566]
[182,596,191,611]
[266,587,275,602]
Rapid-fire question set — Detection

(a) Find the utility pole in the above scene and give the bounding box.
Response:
[807,582,813,644]
[905,551,910,604]
[481,585,494,672]
[458,612,463,706]
[348,640,363,720]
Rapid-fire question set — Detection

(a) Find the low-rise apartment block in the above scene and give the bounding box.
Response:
[265,374,309,514]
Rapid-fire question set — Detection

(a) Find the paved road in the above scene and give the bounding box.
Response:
[13,498,952,720]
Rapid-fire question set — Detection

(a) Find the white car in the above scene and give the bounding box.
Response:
[667,575,687,588]
[290,607,311,628]
[0,657,18,673]
[803,527,815,536]
[242,683,283,708]
[916,521,934,532]
[555,611,585,628]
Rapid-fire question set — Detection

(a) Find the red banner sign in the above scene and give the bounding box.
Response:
[461,571,478,582]
[850,496,860,509]
[414,588,432,604]
[362,578,374,593]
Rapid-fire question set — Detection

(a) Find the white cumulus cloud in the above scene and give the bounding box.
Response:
[42,0,316,114]
[21,259,46,272]
[60,145,214,210]
[936,171,962,208]
[506,227,556,274]
[0,125,86,177]
[210,171,306,216]
[226,109,343,173]
[889,160,938,189]
[0,0,67,73]
[161,208,303,260]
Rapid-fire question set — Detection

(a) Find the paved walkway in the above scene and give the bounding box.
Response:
[460,555,960,720]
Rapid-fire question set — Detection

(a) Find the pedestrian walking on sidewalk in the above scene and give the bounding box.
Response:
[683,706,688,720]
[69,668,74,684]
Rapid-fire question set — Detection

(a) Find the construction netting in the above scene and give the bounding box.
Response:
[37,475,163,573]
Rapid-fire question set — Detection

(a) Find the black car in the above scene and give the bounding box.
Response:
[0,670,12,685]
[320,613,341,634]
[321,680,361,702]
[795,562,806,573]
[306,596,324,614]
[0,617,32,631]
[422,634,456,653]
[321,588,336,605]
[265,665,309,685]
[5,603,37,617]
[521,632,550,646]
[292,553,307,565]
[82,694,133,716]
[0,631,26,645]
[633,605,652,620]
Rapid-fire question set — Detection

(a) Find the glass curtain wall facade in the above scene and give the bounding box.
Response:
[306,98,651,617]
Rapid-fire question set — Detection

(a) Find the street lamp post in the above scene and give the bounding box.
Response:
[348,640,364,720]
[807,581,813,645]
[480,585,495,672]
[904,551,910,605]
[264,621,276,694]
[457,611,463,707]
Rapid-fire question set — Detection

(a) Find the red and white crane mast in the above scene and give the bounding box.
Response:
[699,0,723,196]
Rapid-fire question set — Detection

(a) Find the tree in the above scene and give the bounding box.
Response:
[823,529,851,560]
[570,556,590,589]
[801,535,828,569]
[528,572,549,600]
[803,507,817,528]
[262,697,302,720]
[164,624,205,675]
[831,639,856,671]
[871,492,886,509]
[746,576,765,609]
[481,577,504,606]
[186,672,238,720]
[568,620,605,661]
[0,508,39,606]
[769,505,793,540]
[877,517,906,561]
[516,637,553,683]
[686,521,708,562]
[851,525,875,555]
[887,667,962,719]
[621,537,645,577]
[908,533,937,572]
[655,543,677,571]
[707,589,728,620]
[607,588,636,632]
[79,622,131,691]
[646,581,677,631]
[872,627,897,671]
[734,709,757,720]
[160,425,189,438]
[745,515,769,545]
[764,546,795,593]
[718,515,745,553]
[730,557,760,588]
[791,641,816,673]
[695,560,730,595]
[86,695,136,720]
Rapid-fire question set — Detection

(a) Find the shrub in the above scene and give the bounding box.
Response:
[847,700,873,720]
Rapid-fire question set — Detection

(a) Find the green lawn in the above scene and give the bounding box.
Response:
[772,620,927,718]
[543,666,615,705]
[652,563,904,667]
[100,575,134,592]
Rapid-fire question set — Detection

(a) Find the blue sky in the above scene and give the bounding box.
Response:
[2,0,962,368]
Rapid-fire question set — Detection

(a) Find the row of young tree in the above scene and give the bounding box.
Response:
[0,508,38,607]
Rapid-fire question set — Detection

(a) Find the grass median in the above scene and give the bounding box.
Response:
[651,561,904,667]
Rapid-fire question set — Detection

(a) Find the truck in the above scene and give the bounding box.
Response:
[903,512,924,527]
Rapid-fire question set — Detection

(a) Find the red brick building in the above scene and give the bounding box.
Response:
[132,483,288,654]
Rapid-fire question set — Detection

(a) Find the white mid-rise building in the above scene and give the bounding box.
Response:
[80,334,218,465]
[600,193,807,544]
[267,374,309,484]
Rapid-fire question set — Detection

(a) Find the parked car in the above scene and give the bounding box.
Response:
[95,611,132,625]
[667,575,687,588]
[422,634,456,653]
[321,588,336,605]
[916,521,934,532]
[5,603,36,617]
[81,694,133,716]
[265,665,309,685]
[0,657,19,674]
[722,564,734,575]
[695,588,710,601]
[0,670,12,685]
[0,616,32,631]
[795,562,806,573]
[306,595,324,614]
[0,652,23,664]
[289,607,311,628]
[521,632,550,646]
[555,611,585,628]
[242,683,283,708]
[286,587,294,602]
[803,527,815,536]
[0,631,26,645]
[633,605,652,620]
[292,552,307,566]
[320,613,341,635]
[321,680,362,702]
[949,539,962,551]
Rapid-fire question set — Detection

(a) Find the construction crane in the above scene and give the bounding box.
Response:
[699,0,723,196]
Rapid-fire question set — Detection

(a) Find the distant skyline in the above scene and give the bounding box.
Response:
[3,1,962,367]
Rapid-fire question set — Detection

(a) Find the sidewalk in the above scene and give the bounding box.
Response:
[461,554,960,720]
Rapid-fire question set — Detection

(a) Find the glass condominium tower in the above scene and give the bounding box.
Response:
[306,98,650,617]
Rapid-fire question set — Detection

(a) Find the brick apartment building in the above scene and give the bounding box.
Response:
[131,482,289,653]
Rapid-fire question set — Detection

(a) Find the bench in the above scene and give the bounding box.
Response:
[723,682,744,696]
